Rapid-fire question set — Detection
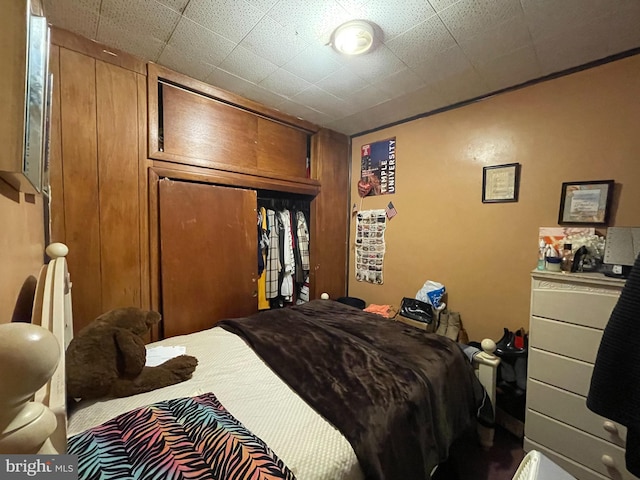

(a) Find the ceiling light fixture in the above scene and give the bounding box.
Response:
[330,20,376,56]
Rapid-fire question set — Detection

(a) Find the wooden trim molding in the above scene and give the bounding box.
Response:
[150,162,321,196]
[50,27,146,75]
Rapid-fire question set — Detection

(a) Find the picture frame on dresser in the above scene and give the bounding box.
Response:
[558,180,614,226]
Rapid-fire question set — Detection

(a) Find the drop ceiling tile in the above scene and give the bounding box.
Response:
[438,0,523,40]
[607,0,640,54]
[431,67,489,105]
[183,0,264,43]
[521,0,615,41]
[386,15,457,67]
[155,0,189,13]
[205,68,257,98]
[245,0,280,14]
[475,45,541,91]
[340,45,407,82]
[281,45,343,83]
[157,44,215,82]
[97,17,167,61]
[411,45,473,85]
[259,69,313,98]
[275,98,333,126]
[168,17,236,67]
[218,45,279,84]
[348,84,392,110]
[335,0,370,14]
[534,17,613,76]
[99,0,180,44]
[356,0,437,40]
[43,0,101,40]
[239,16,310,67]
[458,14,532,65]
[391,84,453,118]
[291,86,351,118]
[371,67,426,99]
[316,67,368,100]
[266,0,352,44]
[327,114,373,137]
[240,83,288,109]
[427,0,461,12]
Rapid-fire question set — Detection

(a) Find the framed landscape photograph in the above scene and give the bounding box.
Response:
[482,163,521,203]
[558,180,614,225]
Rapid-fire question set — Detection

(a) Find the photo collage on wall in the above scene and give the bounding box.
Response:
[355,209,386,284]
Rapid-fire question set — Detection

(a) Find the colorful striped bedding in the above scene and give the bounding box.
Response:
[67,392,296,480]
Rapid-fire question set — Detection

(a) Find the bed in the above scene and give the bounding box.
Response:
[0,244,501,479]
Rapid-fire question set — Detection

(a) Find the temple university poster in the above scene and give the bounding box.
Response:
[360,138,396,196]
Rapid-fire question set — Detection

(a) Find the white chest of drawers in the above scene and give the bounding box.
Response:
[523,270,636,480]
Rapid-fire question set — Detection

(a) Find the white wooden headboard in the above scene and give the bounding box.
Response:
[0,243,72,454]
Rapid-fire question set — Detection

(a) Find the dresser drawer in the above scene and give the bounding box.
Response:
[526,410,634,480]
[531,278,620,328]
[524,437,611,480]
[528,348,593,396]
[527,379,626,447]
[530,316,603,363]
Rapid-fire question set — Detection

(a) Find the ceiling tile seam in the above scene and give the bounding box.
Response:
[432,9,487,89]
[95,0,105,40]
[382,10,441,44]
[518,0,544,78]
[155,0,185,63]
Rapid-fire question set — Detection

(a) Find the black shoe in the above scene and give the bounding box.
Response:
[495,328,527,358]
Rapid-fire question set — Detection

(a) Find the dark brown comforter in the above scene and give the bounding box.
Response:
[219,300,491,480]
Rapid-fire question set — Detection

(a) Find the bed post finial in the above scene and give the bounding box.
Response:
[0,323,60,454]
[46,243,69,259]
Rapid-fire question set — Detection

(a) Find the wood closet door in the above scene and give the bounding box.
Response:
[159,180,258,338]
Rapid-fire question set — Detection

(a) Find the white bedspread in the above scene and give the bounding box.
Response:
[68,327,363,480]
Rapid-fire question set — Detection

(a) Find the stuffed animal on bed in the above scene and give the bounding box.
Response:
[66,307,198,400]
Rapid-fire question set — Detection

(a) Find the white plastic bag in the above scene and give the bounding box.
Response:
[416,280,446,310]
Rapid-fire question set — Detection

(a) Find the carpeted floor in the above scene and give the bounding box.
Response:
[433,426,525,480]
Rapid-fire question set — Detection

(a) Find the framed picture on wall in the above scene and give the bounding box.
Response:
[482,163,520,203]
[558,180,614,225]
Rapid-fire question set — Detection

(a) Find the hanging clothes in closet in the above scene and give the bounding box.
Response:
[257,199,310,309]
[257,206,269,310]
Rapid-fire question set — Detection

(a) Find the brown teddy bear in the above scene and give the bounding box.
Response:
[66,307,198,400]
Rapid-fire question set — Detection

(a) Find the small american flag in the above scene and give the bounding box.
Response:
[385,201,397,220]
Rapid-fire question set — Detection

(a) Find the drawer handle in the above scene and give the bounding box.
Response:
[601,455,616,468]
[603,421,619,434]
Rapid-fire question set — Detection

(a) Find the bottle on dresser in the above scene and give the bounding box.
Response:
[545,244,561,272]
[560,243,573,272]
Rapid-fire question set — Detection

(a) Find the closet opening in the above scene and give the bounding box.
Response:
[257,190,314,311]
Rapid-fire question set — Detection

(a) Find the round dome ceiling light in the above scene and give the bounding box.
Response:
[331,20,376,56]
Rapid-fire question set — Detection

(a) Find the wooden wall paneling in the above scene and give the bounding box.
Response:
[50,27,146,75]
[137,75,150,311]
[159,180,258,338]
[96,60,141,311]
[147,64,161,160]
[256,117,308,179]
[59,48,102,331]
[48,45,65,244]
[310,129,350,300]
[151,161,320,196]
[148,63,319,134]
[148,168,160,341]
[161,83,259,171]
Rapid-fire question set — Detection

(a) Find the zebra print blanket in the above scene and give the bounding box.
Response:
[67,392,295,480]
